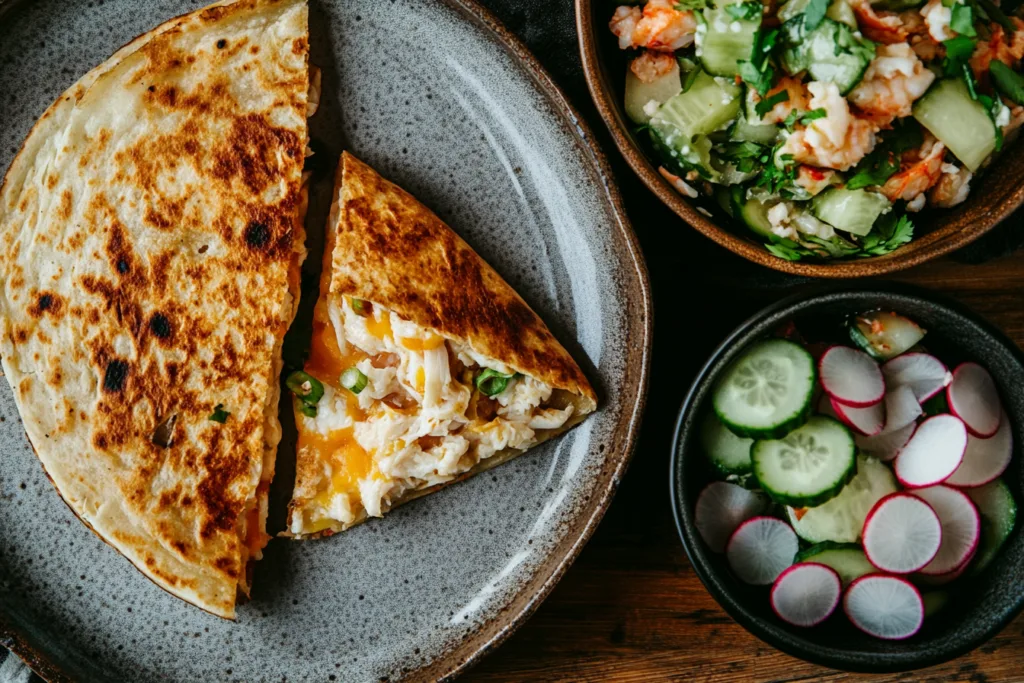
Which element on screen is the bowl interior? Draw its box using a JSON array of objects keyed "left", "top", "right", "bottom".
[
  {"left": 671, "top": 285, "right": 1024, "bottom": 672},
  {"left": 578, "top": 0, "right": 1024, "bottom": 277}
]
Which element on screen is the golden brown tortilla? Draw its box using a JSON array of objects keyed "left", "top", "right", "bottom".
[
  {"left": 0, "top": 0, "right": 310, "bottom": 618},
  {"left": 285, "top": 153, "right": 596, "bottom": 538}
]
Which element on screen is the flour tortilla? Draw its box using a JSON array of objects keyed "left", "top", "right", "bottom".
[
  {"left": 287, "top": 153, "right": 596, "bottom": 535},
  {"left": 0, "top": 0, "right": 310, "bottom": 618}
]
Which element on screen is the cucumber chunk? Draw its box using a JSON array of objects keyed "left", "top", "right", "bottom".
[
  {"left": 625, "top": 60, "right": 683, "bottom": 125},
  {"left": 701, "top": 413, "right": 755, "bottom": 475},
  {"left": 967, "top": 478, "right": 1017, "bottom": 574},
  {"left": 810, "top": 188, "right": 891, "bottom": 237},
  {"left": 740, "top": 196, "right": 777, "bottom": 241},
  {"left": 786, "top": 455, "right": 898, "bottom": 543},
  {"left": 779, "top": 0, "right": 857, "bottom": 26},
  {"left": 752, "top": 415, "right": 856, "bottom": 507},
  {"left": 913, "top": 77, "right": 996, "bottom": 172},
  {"left": 713, "top": 338, "right": 816, "bottom": 439},
  {"left": 794, "top": 542, "right": 876, "bottom": 586},
  {"left": 700, "top": 7, "right": 760, "bottom": 77},
  {"left": 848, "top": 310, "right": 927, "bottom": 360},
  {"left": 781, "top": 18, "right": 874, "bottom": 94},
  {"left": 730, "top": 108, "right": 780, "bottom": 144}
]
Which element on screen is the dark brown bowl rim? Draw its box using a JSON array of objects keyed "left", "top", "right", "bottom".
[
  {"left": 575, "top": 0, "right": 1016, "bottom": 278},
  {"left": 0, "top": 0, "right": 654, "bottom": 681}
]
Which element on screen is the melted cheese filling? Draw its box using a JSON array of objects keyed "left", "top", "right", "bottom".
[{"left": 290, "top": 297, "right": 573, "bottom": 535}]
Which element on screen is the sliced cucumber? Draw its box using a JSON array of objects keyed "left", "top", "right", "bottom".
[
  {"left": 752, "top": 415, "right": 856, "bottom": 507},
  {"left": 625, "top": 60, "right": 683, "bottom": 125},
  {"left": 786, "top": 455, "right": 898, "bottom": 543},
  {"left": 730, "top": 106, "right": 780, "bottom": 144},
  {"left": 701, "top": 412, "right": 755, "bottom": 475},
  {"left": 740, "top": 196, "right": 777, "bottom": 241},
  {"left": 713, "top": 338, "right": 816, "bottom": 439},
  {"left": 810, "top": 188, "right": 891, "bottom": 237},
  {"left": 913, "top": 78, "right": 997, "bottom": 172},
  {"left": 700, "top": 7, "right": 760, "bottom": 77},
  {"left": 778, "top": 0, "right": 857, "bottom": 26},
  {"left": 714, "top": 186, "right": 736, "bottom": 217},
  {"left": 848, "top": 311, "right": 927, "bottom": 361},
  {"left": 967, "top": 478, "right": 1017, "bottom": 574},
  {"left": 781, "top": 19, "right": 874, "bottom": 94},
  {"left": 794, "top": 542, "right": 875, "bottom": 586}
]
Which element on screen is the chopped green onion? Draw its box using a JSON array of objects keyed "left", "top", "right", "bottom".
[
  {"left": 351, "top": 298, "right": 370, "bottom": 315},
  {"left": 286, "top": 370, "right": 324, "bottom": 406},
  {"left": 209, "top": 404, "right": 230, "bottom": 423},
  {"left": 341, "top": 367, "right": 368, "bottom": 395},
  {"left": 299, "top": 403, "right": 318, "bottom": 418},
  {"left": 475, "top": 368, "right": 516, "bottom": 397}
]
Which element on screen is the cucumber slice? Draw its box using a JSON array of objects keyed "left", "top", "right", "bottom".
[
  {"left": 701, "top": 412, "right": 755, "bottom": 475},
  {"left": 913, "top": 78, "right": 997, "bottom": 172},
  {"left": 778, "top": 0, "right": 856, "bottom": 25},
  {"left": 781, "top": 19, "right": 874, "bottom": 94},
  {"left": 848, "top": 311, "right": 927, "bottom": 361},
  {"left": 713, "top": 338, "right": 816, "bottom": 439},
  {"left": 651, "top": 71, "right": 741, "bottom": 140},
  {"left": 752, "top": 415, "right": 856, "bottom": 507},
  {"left": 714, "top": 186, "right": 736, "bottom": 217},
  {"left": 740, "top": 196, "right": 777, "bottom": 241},
  {"left": 625, "top": 60, "right": 683, "bottom": 125},
  {"left": 730, "top": 106, "right": 780, "bottom": 144},
  {"left": 700, "top": 7, "right": 760, "bottom": 77},
  {"left": 794, "top": 542, "right": 876, "bottom": 586},
  {"left": 786, "top": 455, "right": 898, "bottom": 543},
  {"left": 967, "top": 479, "right": 1018, "bottom": 574},
  {"left": 810, "top": 188, "right": 891, "bottom": 237}
]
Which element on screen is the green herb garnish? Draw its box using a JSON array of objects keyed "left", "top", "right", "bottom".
[
  {"left": 726, "top": 1, "right": 763, "bottom": 20},
  {"left": 675, "top": 0, "right": 709, "bottom": 9},
  {"left": 209, "top": 404, "right": 230, "bottom": 423},
  {"left": 782, "top": 107, "right": 827, "bottom": 130},
  {"left": 950, "top": 4, "right": 978, "bottom": 36},
  {"left": 739, "top": 28, "right": 780, "bottom": 96},
  {"left": 475, "top": 368, "right": 516, "bottom": 397},
  {"left": 846, "top": 120, "right": 923, "bottom": 190},
  {"left": 755, "top": 90, "right": 789, "bottom": 119}
]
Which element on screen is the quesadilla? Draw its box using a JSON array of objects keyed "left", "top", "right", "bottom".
[
  {"left": 0, "top": 0, "right": 314, "bottom": 618},
  {"left": 285, "top": 153, "right": 598, "bottom": 538}
]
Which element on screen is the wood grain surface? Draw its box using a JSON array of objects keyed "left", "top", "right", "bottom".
[{"left": 464, "top": 257, "right": 1024, "bottom": 682}]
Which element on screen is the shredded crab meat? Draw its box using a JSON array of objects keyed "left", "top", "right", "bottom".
[
  {"left": 849, "top": 43, "right": 935, "bottom": 123},
  {"left": 781, "top": 81, "right": 878, "bottom": 172},
  {"left": 610, "top": 0, "right": 697, "bottom": 51}
]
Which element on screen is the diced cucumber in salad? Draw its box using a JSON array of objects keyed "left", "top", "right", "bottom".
[
  {"left": 610, "top": 0, "right": 1024, "bottom": 261},
  {"left": 692, "top": 309, "right": 1017, "bottom": 637}
]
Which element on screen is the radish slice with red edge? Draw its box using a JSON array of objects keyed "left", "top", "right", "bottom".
[
  {"left": 881, "top": 384, "right": 922, "bottom": 434},
  {"left": 819, "top": 346, "right": 886, "bottom": 408},
  {"left": 862, "top": 493, "right": 942, "bottom": 573},
  {"left": 894, "top": 414, "right": 967, "bottom": 488},
  {"left": 912, "top": 486, "right": 981, "bottom": 576},
  {"left": 855, "top": 421, "right": 916, "bottom": 463},
  {"left": 831, "top": 396, "right": 885, "bottom": 436},
  {"left": 770, "top": 563, "right": 842, "bottom": 627},
  {"left": 882, "top": 353, "right": 952, "bottom": 403},
  {"left": 945, "top": 410, "right": 1013, "bottom": 488},
  {"left": 843, "top": 575, "right": 924, "bottom": 640},
  {"left": 726, "top": 516, "right": 798, "bottom": 585},
  {"left": 947, "top": 362, "right": 1002, "bottom": 438},
  {"left": 917, "top": 546, "right": 976, "bottom": 586},
  {"left": 695, "top": 482, "right": 768, "bottom": 553}
]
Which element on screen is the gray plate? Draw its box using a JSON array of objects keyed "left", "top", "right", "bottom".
[{"left": 0, "top": 1, "right": 652, "bottom": 681}]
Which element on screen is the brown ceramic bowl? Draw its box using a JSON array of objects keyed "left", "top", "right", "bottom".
[{"left": 576, "top": 0, "right": 1024, "bottom": 278}]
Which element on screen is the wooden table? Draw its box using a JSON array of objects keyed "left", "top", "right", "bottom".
[{"left": 467, "top": 4, "right": 1024, "bottom": 677}]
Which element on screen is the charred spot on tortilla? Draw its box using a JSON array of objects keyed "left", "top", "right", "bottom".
[
  {"left": 245, "top": 220, "right": 271, "bottom": 249},
  {"left": 152, "top": 414, "right": 178, "bottom": 449},
  {"left": 148, "top": 312, "right": 173, "bottom": 341},
  {"left": 103, "top": 359, "right": 129, "bottom": 393},
  {"left": 217, "top": 39, "right": 227, "bottom": 49},
  {"left": 28, "top": 291, "right": 63, "bottom": 318}
]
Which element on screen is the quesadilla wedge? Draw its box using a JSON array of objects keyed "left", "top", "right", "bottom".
[
  {"left": 0, "top": 0, "right": 314, "bottom": 618},
  {"left": 285, "top": 153, "right": 598, "bottom": 538}
]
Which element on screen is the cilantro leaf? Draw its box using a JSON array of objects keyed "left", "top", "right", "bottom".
[
  {"left": 674, "top": 0, "right": 709, "bottom": 9},
  {"left": 765, "top": 241, "right": 806, "bottom": 260},
  {"left": 755, "top": 90, "right": 789, "bottom": 119},
  {"left": 782, "top": 107, "right": 827, "bottom": 130},
  {"left": 943, "top": 35, "right": 978, "bottom": 78},
  {"left": 846, "top": 120, "right": 923, "bottom": 190},
  {"left": 739, "top": 28, "right": 780, "bottom": 96},
  {"left": 755, "top": 144, "right": 798, "bottom": 194},
  {"left": 803, "top": 0, "right": 831, "bottom": 33},
  {"left": 856, "top": 214, "right": 914, "bottom": 256},
  {"left": 726, "top": 1, "right": 763, "bottom": 20},
  {"left": 950, "top": 4, "right": 977, "bottom": 36},
  {"left": 719, "top": 141, "right": 766, "bottom": 160}
]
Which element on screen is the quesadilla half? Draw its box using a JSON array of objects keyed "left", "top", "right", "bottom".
[
  {"left": 285, "top": 153, "right": 598, "bottom": 538},
  {"left": 0, "top": 0, "right": 314, "bottom": 618}
]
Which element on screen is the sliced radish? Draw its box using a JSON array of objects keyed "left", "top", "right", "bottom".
[
  {"left": 917, "top": 548, "right": 975, "bottom": 586},
  {"left": 726, "top": 516, "right": 798, "bottom": 585},
  {"left": 855, "top": 421, "right": 916, "bottom": 463},
  {"left": 819, "top": 346, "right": 886, "bottom": 408},
  {"left": 894, "top": 414, "right": 967, "bottom": 488},
  {"left": 946, "top": 410, "right": 1013, "bottom": 488},
  {"left": 881, "top": 384, "right": 922, "bottom": 434},
  {"left": 947, "top": 362, "right": 1002, "bottom": 438},
  {"left": 770, "top": 563, "right": 842, "bottom": 627},
  {"left": 862, "top": 493, "right": 942, "bottom": 573},
  {"left": 844, "top": 575, "right": 924, "bottom": 640},
  {"left": 695, "top": 482, "right": 768, "bottom": 553},
  {"left": 912, "top": 486, "right": 981, "bottom": 576},
  {"left": 882, "top": 353, "right": 952, "bottom": 403},
  {"left": 831, "top": 396, "right": 885, "bottom": 436}
]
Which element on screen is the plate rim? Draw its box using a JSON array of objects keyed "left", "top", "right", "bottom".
[{"left": 0, "top": 0, "right": 654, "bottom": 680}]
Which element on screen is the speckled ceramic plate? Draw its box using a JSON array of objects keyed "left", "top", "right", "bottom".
[{"left": 0, "top": 1, "right": 652, "bottom": 681}]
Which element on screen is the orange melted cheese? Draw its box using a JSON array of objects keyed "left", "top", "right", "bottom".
[
  {"left": 301, "top": 301, "right": 367, "bottom": 420},
  {"left": 302, "top": 426, "right": 375, "bottom": 505},
  {"left": 400, "top": 335, "right": 444, "bottom": 351},
  {"left": 365, "top": 312, "right": 393, "bottom": 339}
]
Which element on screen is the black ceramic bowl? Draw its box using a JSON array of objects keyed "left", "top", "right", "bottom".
[{"left": 671, "top": 283, "right": 1024, "bottom": 672}]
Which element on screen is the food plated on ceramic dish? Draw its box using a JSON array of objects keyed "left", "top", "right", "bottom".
[
  {"left": 284, "top": 153, "right": 597, "bottom": 537},
  {"left": 0, "top": 0, "right": 314, "bottom": 619},
  {"left": 607, "top": 0, "right": 1024, "bottom": 262}
]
